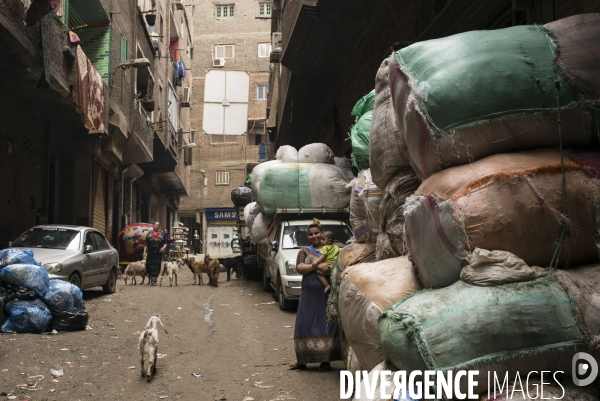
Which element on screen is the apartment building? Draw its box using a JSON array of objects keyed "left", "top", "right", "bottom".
[
  {"left": 178, "top": 0, "right": 272, "bottom": 254},
  {"left": 0, "top": 0, "right": 193, "bottom": 247}
]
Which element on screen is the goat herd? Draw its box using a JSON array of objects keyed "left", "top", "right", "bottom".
[
  {"left": 122, "top": 254, "right": 243, "bottom": 288},
  {"left": 125, "top": 255, "right": 244, "bottom": 381}
]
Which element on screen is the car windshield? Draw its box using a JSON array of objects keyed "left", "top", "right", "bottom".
[
  {"left": 282, "top": 224, "right": 352, "bottom": 249},
  {"left": 13, "top": 228, "right": 80, "bottom": 250}
]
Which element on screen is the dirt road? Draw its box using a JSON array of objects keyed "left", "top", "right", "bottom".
[{"left": 0, "top": 269, "right": 344, "bottom": 400}]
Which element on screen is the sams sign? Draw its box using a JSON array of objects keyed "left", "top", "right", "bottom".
[{"left": 206, "top": 208, "right": 237, "bottom": 220}]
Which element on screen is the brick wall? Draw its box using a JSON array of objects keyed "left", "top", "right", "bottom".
[
  {"left": 179, "top": 0, "right": 270, "bottom": 215},
  {"left": 76, "top": 26, "right": 111, "bottom": 83}
]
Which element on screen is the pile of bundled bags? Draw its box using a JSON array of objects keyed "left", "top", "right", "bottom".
[
  {"left": 0, "top": 248, "right": 88, "bottom": 333},
  {"left": 244, "top": 143, "right": 354, "bottom": 244},
  {"left": 333, "top": 14, "right": 600, "bottom": 400}
]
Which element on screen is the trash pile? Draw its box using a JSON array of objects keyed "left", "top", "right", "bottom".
[
  {"left": 0, "top": 248, "right": 88, "bottom": 333},
  {"left": 330, "top": 14, "right": 600, "bottom": 399}
]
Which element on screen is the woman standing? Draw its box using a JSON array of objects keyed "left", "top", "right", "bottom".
[
  {"left": 289, "top": 218, "right": 342, "bottom": 371},
  {"left": 193, "top": 229, "right": 201, "bottom": 255},
  {"left": 143, "top": 221, "right": 167, "bottom": 286}
]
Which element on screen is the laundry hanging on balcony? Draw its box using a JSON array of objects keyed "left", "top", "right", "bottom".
[
  {"left": 175, "top": 59, "right": 186, "bottom": 87},
  {"left": 25, "top": 0, "right": 59, "bottom": 27},
  {"left": 73, "top": 46, "right": 105, "bottom": 134}
]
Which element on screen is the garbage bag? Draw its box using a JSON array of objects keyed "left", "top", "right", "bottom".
[
  {"left": 47, "top": 280, "right": 84, "bottom": 310},
  {"left": 275, "top": 145, "right": 298, "bottom": 163},
  {"left": 334, "top": 156, "right": 354, "bottom": 179},
  {"left": 404, "top": 148, "right": 600, "bottom": 288},
  {"left": 230, "top": 186, "right": 253, "bottom": 206},
  {"left": 390, "top": 23, "right": 592, "bottom": 179},
  {"left": 50, "top": 308, "right": 89, "bottom": 332},
  {"left": 0, "top": 264, "right": 50, "bottom": 297},
  {"left": 243, "top": 202, "right": 261, "bottom": 229},
  {"left": 297, "top": 143, "right": 334, "bottom": 164},
  {"left": 2, "top": 298, "right": 52, "bottom": 333},
  {"left": 0, "top": 248, "right": 40, "bottom": 269},
  {"left": 43, "top": 281, "right": 75, "bottom": 313},
  {"left": 0, "top": 281, "right": 37, "bottom": 303},
  {"left": 349, "top": 91, "right": 375, "bottom": 170},
  {"left": 349, "top": 169, "right": 382, "bottom": 244}
]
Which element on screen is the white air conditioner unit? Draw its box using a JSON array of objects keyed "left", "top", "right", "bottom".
[
  {"left": 181, "top": 87, "right": 191, "bottom": 107},
  {"left": 213, "top": 58, "right": 225, "bottom": 67},
  {"left": 272, "top": 32, "right": 283, "bottom": 52}
]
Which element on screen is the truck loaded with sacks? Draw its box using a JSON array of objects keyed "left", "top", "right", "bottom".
[
  {"left": 329, "top": 14, "right": 600, "bottom": 399},
  {"left": 244, "top": 143, "right": 354, "bottom": 310}
]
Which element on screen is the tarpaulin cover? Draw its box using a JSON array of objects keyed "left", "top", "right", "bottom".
[
  {"left": 231, "top": 187, "right": 253, "bottom": 206},
  {"left": 0, "top": 264, "right": 50, "bottom": 297},
  {"left": 546, "top": 14, "right": 600, "bottom": 101},
  {"left": 297, "top": 143, "right": 335, "bottom": 164},
  {"left": 390, "top": 23, "right": 593, "bottom": 179},
  {"left": 0, "top": 248, "right": 40, "bottom": 269},
  {"left": 339, "top": 257, "right": 421, "bottom": 371},
  {"left": 250, "top": 213, "right": 273, "bottom": 245},
  {"left": 350, "top": 91, "right": 375, "bottom": 170},
  {"left": 379, "top": 276, "right": 590, "bottom": 395},
  {"left": 349, "top": 169, "right": 382, "bottom": 243},
  {"left": 2, "top": 298, "right": 52, "bottom": 333},
  {"left": 334, "top": 156, "right": 354, "bottom": 180},
  {"left": 404, "top": 148, "right": 600, "bottom": 288},
  {"left": 250, "top": 160, "right": 282, "bottom": 200},
  {"left": 376, "top": 167, "right": 420, "bottom": 261},
  {"left": 369, "top": 56, "right": 410, "bottom": 189},
  {"left": 243, "top": 202, "right": 261, "bottom": 229},
  {"left": 253, "top": 163, "right": 351, "bottom": 214},
  {"left": 339, "top": 242, "right": 376, "bottom": 269}
]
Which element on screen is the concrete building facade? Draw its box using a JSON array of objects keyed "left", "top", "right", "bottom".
[
  {"left": 0, "top": 0, "right": 193, "bottom": 250},
  {"left": 178, "top": 0, "right": 272, "bottom": 254}
]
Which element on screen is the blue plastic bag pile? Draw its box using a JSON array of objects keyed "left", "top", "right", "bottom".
[{"left": 0, "top": 248, "right": 88, "bottom": 333}]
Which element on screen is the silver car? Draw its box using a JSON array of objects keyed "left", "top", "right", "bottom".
[{"left": 10, "top": 225, "right": 119, "bottom": 293}]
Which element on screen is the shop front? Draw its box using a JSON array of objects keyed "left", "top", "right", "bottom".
[{"left": 205, "top": 208, "right": 237, "bottom": 256}]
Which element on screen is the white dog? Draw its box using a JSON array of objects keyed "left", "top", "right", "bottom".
[{"left": 139, "top": 315, "right": 168, "bottom": 382}]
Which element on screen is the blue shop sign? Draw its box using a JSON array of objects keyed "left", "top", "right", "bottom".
[{"left": 206, "top": 208, "right": 237, "bottom": 220}]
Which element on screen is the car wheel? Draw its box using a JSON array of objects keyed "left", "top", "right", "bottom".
[
  {"left": 262, "top": 267, "right": 273, "bottom": 292},
  {"left": 277, "top": 274, "right": 295, "bottom": 311},
  {"left": 69, "top": 272, "right": 82, "bottom": 289},
  {"left": 103, "top": 268, "right": 117, "bottom": 294}
]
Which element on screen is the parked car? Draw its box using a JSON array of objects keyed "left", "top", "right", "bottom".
[{"left": 10, "top": 225, "right": 119, "bottom": 293}]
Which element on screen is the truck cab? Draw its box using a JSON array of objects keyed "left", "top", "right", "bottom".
[{"left": 258, "top": 218, "right": 352, "bottom": 310}]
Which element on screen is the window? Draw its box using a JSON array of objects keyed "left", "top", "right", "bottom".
[
  {"left": 120, "top": 36, "right": 128, "bottom": 63},
  {"left": 258, "top": 43, "right": 272, "bottom": 58},
  {"left": 259, "top": 2, "right": 271, "bottom": 15},
  {"left": 214, "top": 45, "right": 234, "bottom": 59},
  {"left": 210, "top": 135, "right": 237, "bottom": 144},
  {"left": 257, "top": 84, "right": 268, "bottom": 101},
  {"left": 216, "top": 171, "right": 230, "bottom": 186},
  {"left": 215, "top": 4, "right": 235, "bottom": 19}
]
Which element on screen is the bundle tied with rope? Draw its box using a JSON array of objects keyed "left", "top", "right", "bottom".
[{"left": 389, "top": 16, "right": 600, "bottom": 180}]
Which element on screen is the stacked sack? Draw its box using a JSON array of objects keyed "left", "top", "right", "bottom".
[
  {"left": 370, "top": 14, "right": 600, "bottom": 395},
  {"left": 0, "top": 248, "right": 88, "bottom": 333},
  {"left": 251, "top": 143, "right": 351, "bottom": 215}
]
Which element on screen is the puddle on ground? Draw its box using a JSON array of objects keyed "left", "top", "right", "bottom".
[{"left": 203, "top": 294, "right": 216, "bottom": 326}]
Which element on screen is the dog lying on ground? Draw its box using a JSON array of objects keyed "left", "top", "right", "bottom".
[
  {"left": 204, "top": 254, "right": 221, "bottom": 287},
  {"left": 123, "top": 261, "right": 148, "bottom": 285},
  {"left": 139, "top": 315, "right": 168, "bottom": 382},
  {"left": 185, "top": 257, "right": 210, "bottom": 285},
  {"left": 218, "top": 256, "right": 243, "bottom": 281},
  {"left": 159, "top": 260, "right": 180, "bottom": 287}
]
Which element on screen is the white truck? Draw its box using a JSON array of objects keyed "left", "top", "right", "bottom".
[{"left": 257, "top": 209, "right": 352, "bottom": 311}]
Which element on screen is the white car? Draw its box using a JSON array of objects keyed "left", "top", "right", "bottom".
[
  {"left": 258, "top": 219, "right": 352, "bottom": 311},
  {"left": 10, "top": 225, "right": 119, "bottom": 293}
]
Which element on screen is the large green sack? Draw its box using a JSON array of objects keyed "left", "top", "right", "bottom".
[
  {"left": 379, "top": 276, "right": 595, "bottom": 395},
  {"left": 390, "top": 23, "right": 593, "bottom": 179},
  {"left": 349, "top": 90, "right": 375, "bottom": 170},
  {"left": 253, "top": 162, "right": 351, "bottom": 214}
]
